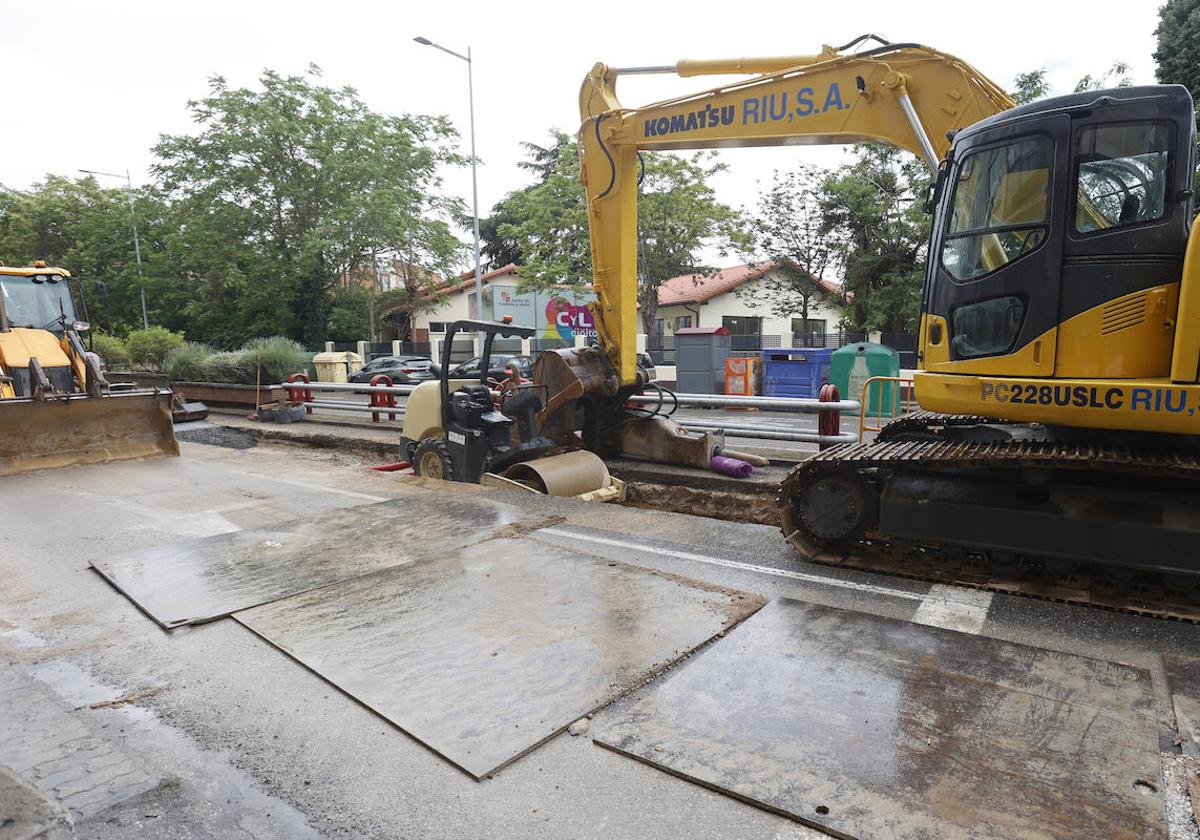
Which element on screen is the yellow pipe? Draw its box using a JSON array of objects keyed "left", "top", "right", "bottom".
[{"left": 676, "top": 51, "right": 834, "bottom": 77}]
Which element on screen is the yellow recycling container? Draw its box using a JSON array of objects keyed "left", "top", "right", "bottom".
[{"left": 312, "top": 351, "right": 363, "bottom": 383}]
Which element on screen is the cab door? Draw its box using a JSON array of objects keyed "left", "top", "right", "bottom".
[
  {"left": 921, "top": 115, "right": 1070, "bottom": 376},
  {"left": 1055, "top": 94, "right": 1192, "bottom": 379}
]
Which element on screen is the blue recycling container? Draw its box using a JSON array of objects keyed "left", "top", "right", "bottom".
[{"left": 762, "top": 347, "right": 835, "bottom": 398}]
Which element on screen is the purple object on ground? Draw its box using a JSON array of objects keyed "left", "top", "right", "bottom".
[{"left": 710, "top": 455, "right": 753, "bottom": 478}]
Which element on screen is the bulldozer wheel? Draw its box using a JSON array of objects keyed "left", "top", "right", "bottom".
[{"left": 413, "top": 438, "right": 454, "bottom": 480}]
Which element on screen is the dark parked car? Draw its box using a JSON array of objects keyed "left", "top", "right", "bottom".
[
  {"left": 446, "top": 354, "right": 533, "bottom": 382},
  {"left": 348, "top": 355, "right": 436, "bottom": 385},
  {"left": 638, "top": 351, "right": 658, "bottom": 382}
]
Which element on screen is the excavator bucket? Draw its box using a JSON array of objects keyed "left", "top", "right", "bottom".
[{"left": 0, "top": 389, "right": 179, "bottom": 478}]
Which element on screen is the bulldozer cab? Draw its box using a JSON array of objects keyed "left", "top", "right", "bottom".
[
  {"left": 920, "top": 85, "right": 1196, "bottom": 381},
  {"left": 0, "top": 269, "right": 86, "bottom": 336}
]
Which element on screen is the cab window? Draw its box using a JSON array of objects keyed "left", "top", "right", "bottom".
[
  {"left": 941, "top": 136, "right": 1053, "bottom": 282},
  {"left": 1074, "top": 123, "right": 1170, "bottom": 233}
]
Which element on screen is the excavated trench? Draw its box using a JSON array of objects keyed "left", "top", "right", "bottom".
[{"left": 619, "top": 480, "right": 781, "bottom": 528}]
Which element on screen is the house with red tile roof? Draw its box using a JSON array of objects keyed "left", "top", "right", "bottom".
[{"left": 655, "top": 261, "right": 846, "bottom": 344}]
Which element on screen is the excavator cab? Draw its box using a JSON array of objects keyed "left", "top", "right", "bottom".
[{"left": 919, "top": 85, "right": 1196, "bottom": 389}]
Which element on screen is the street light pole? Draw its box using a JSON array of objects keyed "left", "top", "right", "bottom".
[
  {"left": 80, "top": 167, "right": 149, "bottom": 329},
  {"left": 413, "top": 36, "right": 484, "bottom": 324}
]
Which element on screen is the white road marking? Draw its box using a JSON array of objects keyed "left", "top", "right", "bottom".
[
  {"left": 911, "top": 584, "right": 993, "bottom": 634},
  {"left": 538, "top": 528, "right": 994, "bottom": 632},
  {"left": 540, "top": 527, "right": 925, "bottom": 601},
  {"left": 224, "top": 469, "right": 389, "bottom": 502}
]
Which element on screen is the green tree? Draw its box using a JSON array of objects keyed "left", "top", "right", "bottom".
[
  {"left": 492, "top": 132, "right": 592, "bottom": 289},
  {"left": 1011, "top": 62, "right": 1133, "bottom": 106},
  {"left": 1011, "top": 69, "right": 1049, "bottom": 105},
  {"left": 1074, "top": 62, "right": 1133, "bottom": 92},
  {"left": 736, "top": 164, "right": 844, "bottom": 329},
  {"left": 476, "top": 135, "right": 576, "bottom": 270},
  {"left": 494, "top": 132, "right": 745, "bottom": 333},
  {"left": 327, "top": 285, "right": 370, "bottom": 342},
  {"left": 817, "top": 145, "right": 931, "bottom": 333},
  {"left": 0, "top": 175, "right": 170, "bottom": 333},
  {"left": 1156, "top": 0, "right": 1200, "bottom": 99},
  {"left": 153, "top": 66, "right": 466, "bottom": 347},
  {"left": 635, "top": 152, "right": 746, "bottom": 333}
]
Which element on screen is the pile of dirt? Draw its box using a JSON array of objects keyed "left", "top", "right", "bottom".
[{"left": 622, "top": 481, "right": 779, "bottom": 527}]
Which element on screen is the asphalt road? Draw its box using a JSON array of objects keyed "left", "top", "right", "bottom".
[{"left": 2, "top": 435, "right": 1198, "bottom": 839}]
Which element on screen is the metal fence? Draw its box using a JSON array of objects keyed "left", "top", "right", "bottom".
[
  {"left": 645, "top": 334, "right": 675, "bottom": 364},
  {"left": 280, "top": 377, "right": 861, "bottom": 446},
  {"left": 647, "top": 331, "right": 914, "bottom": 367}
]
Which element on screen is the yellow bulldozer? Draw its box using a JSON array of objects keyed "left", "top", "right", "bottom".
[{"left": 0, "top": 262, "right": 178, "bottom": 477}]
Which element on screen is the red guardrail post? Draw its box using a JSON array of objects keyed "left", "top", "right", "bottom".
[
  {"left": 818, "top": 383, "right": 841, "bottom": 450},
  {"left": 286, "top": 372, "right": 313, "bottom": 415},
  {"left": 369, "top": 374, "right": 396, "bottom": 422}
]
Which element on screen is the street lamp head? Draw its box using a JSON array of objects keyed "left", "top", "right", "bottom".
[{"left": 413, "top": 36, "right": 432, "bottom": 45}]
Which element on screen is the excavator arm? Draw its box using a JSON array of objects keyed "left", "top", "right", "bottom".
[{"left": 578, "top": 35, "right": 1013, "bottom": 385}]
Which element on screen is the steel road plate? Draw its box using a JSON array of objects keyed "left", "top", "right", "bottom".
[
  {"left": 235, "top": 538, "right": 764, "bottom": 779},
  {"left": 596, "top": 598, "right": 1165, "bottom": 840},
  {"left": 92, "top": 497, "right": 520, "bottom": 628}
]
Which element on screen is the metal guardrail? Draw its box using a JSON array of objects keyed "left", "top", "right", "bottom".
[
  {"left": 626, "top": 392, "right": 861, "bottom": 412},
  {"left": 677, "top": 420, "right": 857, "bottom": 445},
  {"left": 283, "top": 379, "right": 418, "bottom": 397},
  {"left": 281, "top": 375, "right": 860, "bottom": 445},
  {"left": 283, "top": 374, "right": 413, "bottom": 423}
]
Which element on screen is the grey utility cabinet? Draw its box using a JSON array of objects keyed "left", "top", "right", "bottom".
[{"left": 674, "top": 327, "right": 731, "bottom": 394}]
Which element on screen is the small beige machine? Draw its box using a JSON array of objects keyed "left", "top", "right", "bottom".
[{"left": 401, "top": 320, "right": 622, "bottom": 502}]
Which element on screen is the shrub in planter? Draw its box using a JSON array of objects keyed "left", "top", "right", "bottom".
[
  {"left": 165, "top": 342, "right": 215, "bottom": 382},
  {"left": 241, "top": 336, "right": 311, "bottom": 384},
  {"left": 198, "top": 351, "right": 254, "bottom": 384},
  {"left": 125, "top": 326, "right": 185, "bottom": 371},
  {"left": 90, "top": 332, "right": 130, "bottom": 370}
]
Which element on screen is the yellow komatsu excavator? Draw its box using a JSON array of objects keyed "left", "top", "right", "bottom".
[
  {"left": 0, "top": 262, "right": 178, "bottom": 477},
  {"left": 529, "top": 34, "right": 1200, "bottom": 592}
]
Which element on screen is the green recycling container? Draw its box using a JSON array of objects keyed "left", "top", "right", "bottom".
[{"left": 830, "top": 342, "right": 901, "bottom": 416}]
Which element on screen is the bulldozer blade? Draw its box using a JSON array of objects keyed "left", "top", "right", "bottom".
[{"left": 0, "top": 389, "right": 179, "bottom": 478}]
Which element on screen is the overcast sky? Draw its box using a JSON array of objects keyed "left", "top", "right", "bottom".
[{"left": 7, "top": 0, "right": 1164, "bottom": 269}]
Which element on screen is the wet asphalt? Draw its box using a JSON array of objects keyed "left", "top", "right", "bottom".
[{"left": 1, "top": 434, "right": 1197, "bottom": 839}]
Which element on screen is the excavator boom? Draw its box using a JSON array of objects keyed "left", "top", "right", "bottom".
[{"left": 578, "top": 37, "right": 1013, "bottom": 385}]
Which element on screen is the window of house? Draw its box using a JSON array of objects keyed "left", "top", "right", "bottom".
[
  {"left": 428, "top": 322, "right": 446, "bottom": 334},
  {"left": 790, "top": 317, "right": 827, "bottom": 336},
  {"left": 1074, "top": 123, "right": 1170, "bottom": 234},
  {"left": 721, "top": 316, "right": 762, "bottom": 335},
  {"left": 941, "top": 136, "right": 1053, "bottom": 282},
  {"left": 653, "top": 318, "right": 665, "bottom": 336},
  {"left": 675, "top": 315, "right": 692, "bottom": 330}
]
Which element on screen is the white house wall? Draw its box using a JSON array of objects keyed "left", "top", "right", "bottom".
[
  {"left": 412, "top": 283, "right": 482, "bottom": 331},
  {"left": 656, "top": 273, "right": 844, "bottom": 336}
]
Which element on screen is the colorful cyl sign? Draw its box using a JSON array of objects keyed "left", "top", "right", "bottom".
[
  {"left": 544, "top": 296, "right": 595, "bottom": 341},
  {"left": 492, "top": 286, "right": 596, "bottom": 341}
]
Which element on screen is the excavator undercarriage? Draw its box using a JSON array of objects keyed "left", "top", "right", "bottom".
[{"left": 778, "top": 412, "right": 1200, "bottom": 620}]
